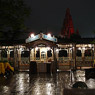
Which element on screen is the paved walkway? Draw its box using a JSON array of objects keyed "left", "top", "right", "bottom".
[
  {"left": 0, "top": 71, "right": 71, "bottom": 95},
  {"left": 0, "top": 71, "right": 95, "bottom": 95}
]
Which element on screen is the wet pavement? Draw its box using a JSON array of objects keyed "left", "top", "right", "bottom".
[{"left": 0, "top": 70, "right": 95, "bottom": 95}]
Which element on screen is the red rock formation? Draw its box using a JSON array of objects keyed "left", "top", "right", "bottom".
[{"left": 60, "top": 8, "right": 74, "bottom": 38}]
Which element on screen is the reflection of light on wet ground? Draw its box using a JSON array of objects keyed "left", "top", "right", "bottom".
[
  {"left": 12, "top": 73, "right": 30, "bottom": 94},
  {"left": 70, "top": 71, "right": 75, "bottom": 83},
  {"left": 70, "top": 70, "right": 95, "bottom": 89},
  {"left": 0, "top": 71, "right": 95, "bottom": 95},
  {"left": 75, "top": 70, "right": 85, "bottom": 82},
  {"left": 18, "top": 74, "right": 24, "bottom": 91},
  {"left": 3, "top": 86, "right": 10, "bottom": 93},
  {"left": 86, "top": 79, "right": 95, "bottom": 89},
  {"left": 29, "top": 76, "right": 56, "bottom": 95},
  {"left": 46, "top": 83, "right": 54, "bottom": 95}
]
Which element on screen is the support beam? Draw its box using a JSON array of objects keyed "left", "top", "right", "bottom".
[
  {"left": 73, "top": 44, "right": 77, "bottom": 69},
  {"left": 18, "top": 48, "right": 21, "bottom": 67},
  {"left": 52, "top": 47, "right": 57, "bottom": 73},
  {"left": 14, "top": 47, "right": 18, "bottom": 70}
]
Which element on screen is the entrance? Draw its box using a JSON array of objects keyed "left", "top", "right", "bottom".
[
  {"left": 30, "top": 47, "right": 53, "bottom": 62},
  {"left": 40, "top": 47, "right": 47, "bottom": 62}
]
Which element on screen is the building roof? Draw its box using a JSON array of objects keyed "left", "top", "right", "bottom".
[
  {"left": 0, "top": 39, "right": 25, "bottom": 46},
  {"left": 25, "top": 39, "right": 57, "bottom": 48},
  {"left": 0, "top": 36, "right": 95, "bottom": 46},
  {"left": 57, "top": 37, "right": 95, "bottom": 44}
]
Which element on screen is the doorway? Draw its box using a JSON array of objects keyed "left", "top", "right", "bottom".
[{"left": 40, "top": 48, "right": 47, "bottom": 62}]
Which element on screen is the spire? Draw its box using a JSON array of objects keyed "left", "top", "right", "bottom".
[{"left": 60, "top": 8, "right": 74, "bottom": 38}]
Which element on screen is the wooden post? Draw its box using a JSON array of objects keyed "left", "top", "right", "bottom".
[
  {"left": 17, "top": 48, "right": 21, "bottom": 69},
  {"left": 46, "top": 48, "right": 47, "bottom": 62},
  {"left": 7, "top": 48, "right": 10, "bottom": 60},
  {"left": 82, "top": 46, "right": 85, "bottom": 60},
  {"left": 52, "top": 47, "right": 57, "bottom": 73},
  {"left": 34, "top": 48, "right": 36, "bottom": 61},
  {"left": 40, "top": 48, "right": 41, "bottom": 62},
  {"left": 29, "top": 48, "right": 31, "bottom": 63},
  {"left": 0, "top": 48, "right": 2, "bottom": 60},
  {"left": 68, "top": 47, "right": 71, "bottom": 68},
  {"left": 52, "top": 48, "right": 54, "bottom": 61},
  {"left": 14, "top": 46, "right": 18, "bottom": 70},
  {"left": 73, "top": 44, "right": 77, "bottom": 69},
  {"left": 91, "top": 45, "right": 94, "bottom": 67},
  {"left": 93, "top": 44, "right": 95, "bottom": 67},
  {"left": 56, "top": 48, "right": 59, "bottom": 61},
  {"left": 29, "top": 48, "right": 31, "bottom": 62}
]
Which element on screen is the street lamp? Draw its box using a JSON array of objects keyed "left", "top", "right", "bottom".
[
  {"left": 30, "top": 33, "right": 35, "bottom": 38},
  {"left": 47, "top": 33, "right": 51, "bottom": 38}
]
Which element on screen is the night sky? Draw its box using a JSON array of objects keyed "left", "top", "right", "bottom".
[{"left": 25, "top": 0, "right": 95, "bottom": 37}]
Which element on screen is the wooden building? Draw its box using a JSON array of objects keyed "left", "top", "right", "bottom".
[{"left": 0, "top": 33, "right": 95, "bottom": 72}]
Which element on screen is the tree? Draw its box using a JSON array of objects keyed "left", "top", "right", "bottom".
[{"left": 0, "top": 0, "right": 31, "bottom": 40}]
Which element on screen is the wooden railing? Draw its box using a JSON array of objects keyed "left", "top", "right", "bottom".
[{"left": 58, "top": 57, "right": 94, "bottom": 70}]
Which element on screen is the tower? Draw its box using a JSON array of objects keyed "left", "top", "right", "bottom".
[{"left": 60, "top": 8, "right": 74, "bottom": 38}]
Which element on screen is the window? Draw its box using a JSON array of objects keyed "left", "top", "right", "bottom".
[
  {"left": 1, "top": 50, "right": 7, "bottom": 58},
  {"left": 21, "top": 51, "right": 30, "bottom": 57},
  {"left": 10, "top": 51, "right": 14, "bottom": 58},
  {"left": 76, "top": 50, "right": 81, "bottom": 57},
  {"left": 47, "top": 50, "right": 52, "bottom": 57},
  {"left": 85, "top": 49, "right": 91, "bottom": 56},
  {"left": 59, "top": 50, "right": 67, "bottom": 57},
  {"left": 41, "top": 51, "right": 46, "bottom": 59},
  {"left": 36, "top": 49, "right": 40, "bottom": 57}
]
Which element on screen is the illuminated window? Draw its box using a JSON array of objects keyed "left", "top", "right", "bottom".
[{"left": 41, "top": 51, "right": 46, "bottom": 59}]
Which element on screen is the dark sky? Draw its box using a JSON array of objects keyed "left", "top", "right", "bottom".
[{"left": 25, "top": 0, "right": 95, "bottom": 37}]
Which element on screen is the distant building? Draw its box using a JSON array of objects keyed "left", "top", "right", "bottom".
[{"left": 60, "top": 8, "right": 80, "bottom": 38}]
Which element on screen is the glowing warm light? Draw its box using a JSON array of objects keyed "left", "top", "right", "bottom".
[
  {"left": 35, "top": 47, "right": 38, "bottom": 50},
  {"left": 9, "top": 50, "right": 13, "bottom": 52},
  {"left": 75, "top": 70, "right": 85, "bottom": 82},
  {"left": 70, "top": 48, "right": 72, "bottom": 50},
  {"left": 88, "top": 44, "right": 91, "bottom": 48},
  {"left": 82, "top": 47, "right": 85, "bottom": 50},
  {"left": 20, "top": 48, "right": 24, "bottom": 51},
  {"left": 42, "top": 48, "right": 47, "bottom": 52},
  {"left": 47, "top": 33, "right": 51, "bottom": 37},
  {"left": 56, "top": 49, "right": 59, "bottom": 52},
  {"left": 78, "top": 47, "right": 81, "bottom": 50},
  {"left": 30, "top": 33, "right": 35, "bottom": 38},
  {"left": 47, "top": 47, "right": 50, "bottom": 50}
]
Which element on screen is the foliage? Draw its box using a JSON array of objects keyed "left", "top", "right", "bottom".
[
  {"left": 0, "top": 0, "right": 31, "bottom": 30},
  {"left": 0, "top": 0, "right": 31, "bottom": 40}
]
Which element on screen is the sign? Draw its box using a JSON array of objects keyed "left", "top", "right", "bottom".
[
  {"left": 38, "top": 44, "right": 46, "bottom": 47},
  {"left": 43, "top": 34, "right": 57, "bottom": 42},
  {"left": 25, "top": 33, "right": 57, "bottom": 43},
  {"left": 26, "top": 35, "right": 40, "bottom": 43}
]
